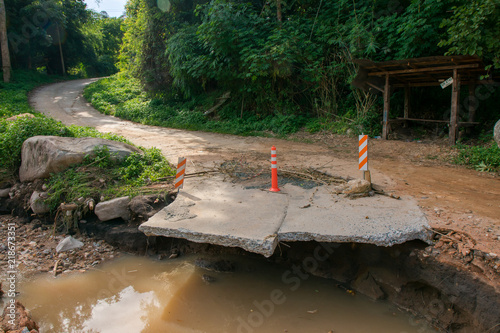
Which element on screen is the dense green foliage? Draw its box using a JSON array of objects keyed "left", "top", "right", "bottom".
[
  {"left": 112, "top": 0, "right": 499, "bottom": 136},
  {"left": 2, "top": 0, "right": 123, "bottom": 76},
  {"left": 439, "top": 0, "right": 500, "bottom": 71}
]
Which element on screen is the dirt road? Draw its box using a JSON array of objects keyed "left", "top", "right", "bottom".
[{"left": 30, "top": 79, "right": 500, "bottom": 254}]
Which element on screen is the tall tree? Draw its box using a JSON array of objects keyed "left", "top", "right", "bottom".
[{"left": 0, "top": 0, "right": 11, "bottom": 82}]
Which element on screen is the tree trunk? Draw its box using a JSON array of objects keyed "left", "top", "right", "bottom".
[
  {"left": 0, "top": 0, "right": 11, "bottom": 82},
  {"left": 277, "top": 0, "right": 282, "bottom": 25}
]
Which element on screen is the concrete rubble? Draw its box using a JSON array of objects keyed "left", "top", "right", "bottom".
[
  {"left": 56, "top": 236, "right": 84, "bottom": 253},
  {"left": 140, "top": 176, "right": 431, "bottom": 257}
]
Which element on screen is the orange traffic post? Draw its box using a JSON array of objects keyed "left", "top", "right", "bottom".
[
  {"left": 269, "top": 146, "right": 280, "bottom": 192},
  {"left": 175, "top": 157, "right": 186, "bottom": 191},
  {"left": 358, "top": 135, "right": 371, "bottom": 183}
]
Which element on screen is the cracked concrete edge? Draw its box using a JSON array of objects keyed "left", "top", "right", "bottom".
[
  {"left": 278, "top": 225, "right": 433, "bottom": 247},
  {"left": 139, "top": 224, "right": 279, "bottom": 257}
]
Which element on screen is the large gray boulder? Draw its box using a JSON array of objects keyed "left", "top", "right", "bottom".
[
  {"left": 95, "top": 196, "right": 131, "bottom": 221},
  {"left": 494, "top": 120, "right": 500, "bottom": 148},
  {"left": 19, "top": 136, "right": 141, "bottom": 182}
]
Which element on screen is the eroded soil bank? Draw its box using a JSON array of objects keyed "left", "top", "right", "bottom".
[{"left": 1, "top": 212, "right": 499, "bottom": 333}]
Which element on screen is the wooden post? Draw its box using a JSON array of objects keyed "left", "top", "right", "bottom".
[
  {"left": 382, "top": 74, "right": 390, "bottom": 139},
  {"left": 276, "top": 0, "right": 282, "bottom": 26},
  {"left": 449, "top": 69, "right": 460, "bottom": 145},
  {"left": 363, "top": 170, "right": 371, "bottom": 184},
  {"left": 468, "top": 82, "right": 476, "bottom": 122},
  {"left": 404, "top": 86, "right": 410, "bottom": 119},
  {"left": 0, "top": 0, "right": 11, "bottom": 83}
]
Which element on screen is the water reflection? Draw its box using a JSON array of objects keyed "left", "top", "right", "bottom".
[
  {"left": 82, "top": 286, "right": 159, "bottom": 333},
  {"left": 19, "top": 255, "right": 434, "bottom": 333}
]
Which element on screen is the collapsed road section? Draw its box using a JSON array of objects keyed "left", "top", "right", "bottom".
[{"left": 139, "top": 175, "right": 430, "bottom": 257}]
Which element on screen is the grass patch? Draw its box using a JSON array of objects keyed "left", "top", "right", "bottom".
[
  {"left": 0, "top": 70, "right": 66, "bottom": 118},
  {"left": 454, "top": 141, "right": 500, "bottom": 172},
  {"left": 45, "top": 145, "right": 175, "bottom": 212}
]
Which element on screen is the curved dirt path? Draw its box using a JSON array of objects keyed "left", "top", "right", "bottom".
[{"left": 30, "top": 79, "right": 500, "bottom": 253}]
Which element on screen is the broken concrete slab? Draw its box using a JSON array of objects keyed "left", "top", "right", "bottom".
[
  {"left": 278, "top": 183, "right": 430, "bottom": 246},
  {"left": 139, "top": 176, "right": 286, "bottom": 257},
  {"left": 140, "top": 176, "right": 430, "bottom": 257}
]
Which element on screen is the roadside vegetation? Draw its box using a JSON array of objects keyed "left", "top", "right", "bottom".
[
  {"left": 1, "top": 0, "right": 499, "bottom": 173},
  {"left": 0, "top": 70, "right": 175, "bottom": 213},
  {"left": 44, "top": 145, "right": 174, "bottom": 212},
  {"left": 84, "top": 0, "right": 499, "bottom": 172},
  {"left": 454, "top": 141, "right": 500, "bottom": 173}
]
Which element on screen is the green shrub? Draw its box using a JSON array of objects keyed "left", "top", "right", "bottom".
[
  {"left": 45, "top": 146, "right": 175, "bottom": 212},
  {"left": 121, "top": 147, "right": 174, "bottom": 185},
  {"left": 454, "top": 141, "right": 500, "bottom": 172}
]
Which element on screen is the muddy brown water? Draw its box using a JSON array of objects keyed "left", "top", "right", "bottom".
[{"left": 18, "top": 255, "right": 435, "bottom": 333}]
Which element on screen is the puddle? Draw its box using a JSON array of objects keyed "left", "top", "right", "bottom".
[{"left": 18, "top": 255, "right": 434, "bottom": 333}]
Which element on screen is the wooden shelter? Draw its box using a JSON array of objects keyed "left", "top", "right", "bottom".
[{"left": 353, "top": 55, "right": 497, "bottom": 144}]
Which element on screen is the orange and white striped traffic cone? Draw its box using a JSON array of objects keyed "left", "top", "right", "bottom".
[{"left": 269, "top": 146, "right": 280, "bottom": 192}]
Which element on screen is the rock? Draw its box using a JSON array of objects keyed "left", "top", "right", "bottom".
[
  {"left": 351, "top": 271, "right": 385, "bottom": 301},
  {"left": 494, "top": 119, "right": 500, "bottom": 148},
  {"left": 129, "top": 195, "right": 166, "bottom": 221},
  {"left": 5, "top": 113, "right": 35, "bottom": 122},
  {"left": 0, "top": 188, "right": 10, "bottom": 198},
  {"left": 343, "top": 179, "right": 371, "bottom": 194},
  {"left": 202, "top": 274, "right": 216, "bottom": 283},
  {"left": 194, "top": 258, "right": 236, "bottom": 273},
  {"left": 104, "top": 226, "right": 148, "bottom": 253},
  {"left": 19, "top": 136, "right": 142, "bottom": 182},
  {"left": 29, "top": 191, "right": 50, "bottom": 215},
  {"left": 0, "top": 301, "right": 39, "bottom": 332},
  {"left": 56, "top": 236, "right": 84, "bottom": 253},
  {"left": 129, "top": 195, "right": 156, "bottom": 218},
  {"left": 95, "top": 196, "right": 131, "bottom": 221}
]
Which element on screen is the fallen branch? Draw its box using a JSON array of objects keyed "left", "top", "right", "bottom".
[
  {"left": 53, "top": 259, "right": 61, "bottom": 277},
  {"left": 204, "top": 91, "right": 231, "bottom": 115},
  {"left": 373, "top": 189, "right": 400, "bottom": 200},
  {"left": 157, "top": 170, "right": 218, "bottom": 181}
]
